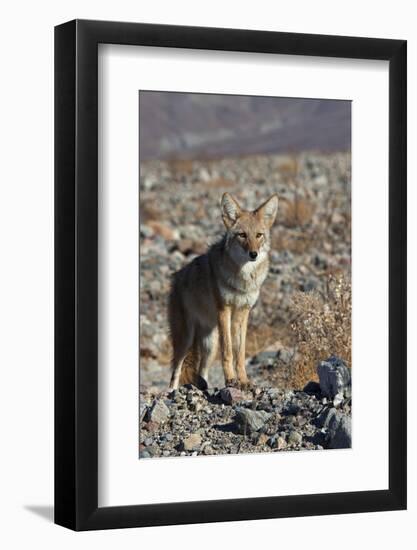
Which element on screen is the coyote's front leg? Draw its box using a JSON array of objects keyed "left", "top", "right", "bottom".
[
  {"left": 218, "top": 306, "right": 236, "bottom": 386},
  {"left": 232, "top": 307, "right": 250, "bottom": 387}
]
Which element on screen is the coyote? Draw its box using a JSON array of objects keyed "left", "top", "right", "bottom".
[{"left": 168, "top": 193, "right": 278, "bottom": 390}]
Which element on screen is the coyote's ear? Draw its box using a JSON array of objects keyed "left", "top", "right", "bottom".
[
  {"left": 221, "top": 193, "right": 242, "bottom": 229},
  {"left": 255, "top": 194, "right": 279, "bottom": 228}
]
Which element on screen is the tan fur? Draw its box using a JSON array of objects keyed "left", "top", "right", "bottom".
[
  {"left": 179, "top": 346, "right": 200, "bottom": 386},
  {"left": 233, "top": 307, "right": 250, "bottom": 385},
  {"left": 168, "top": 193, "right": 278, "bottom": 389}
]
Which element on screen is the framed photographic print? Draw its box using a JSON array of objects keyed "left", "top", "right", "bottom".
[{"left": 55, "top": 19, "right": 407, "bottom": 530}]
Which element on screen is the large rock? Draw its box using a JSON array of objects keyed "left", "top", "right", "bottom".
[
  {"left": 277, "top": 348, "right": 293, "bottom": 364},
  {"left": 146, "top": 399, "right": 170, "bottom": 424},
  {"left": 317, "top": 356, "right": 351, "bottom": 400},
  {"left": 288, "top": 430, "right": 303, "bottom": 446},
  {"left": 220, "top": 386, "right": 246, "bottom": 405},
  {"left": 328, "top": 414, "right": 352, "bottom": 449},
  {"left": 181, "top": 433, "right": 202, "bottom": 452},
  {"left": 250, "top": 350, "right": 278, "bottom": 365},
  {"left": 235, "top": 407, "right": 271, "bottom": 434},
  {"left": 315, "top": 407, "right": 338, "bottom": 429}
]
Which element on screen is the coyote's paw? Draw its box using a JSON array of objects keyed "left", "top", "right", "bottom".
[
  {"left": 239, "top": 380, "right": 256, "bottom": 391},
  {"left": 225, "top": 378, "right": 239, "bottom": 388}
]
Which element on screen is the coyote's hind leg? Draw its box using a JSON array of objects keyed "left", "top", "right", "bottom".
[
  {"left": 198, "top": 327, "right": 218, "bottom": 385},
  {"left": 169, "top": 322, "right": 194, "bottom": 390}
]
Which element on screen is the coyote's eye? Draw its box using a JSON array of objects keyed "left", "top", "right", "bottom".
[
  {"left": 256, "top": 233, "right": 264, "bottom": 239},
  {"left": 237, "top": 232, "right": 247, "bottom": 239}
]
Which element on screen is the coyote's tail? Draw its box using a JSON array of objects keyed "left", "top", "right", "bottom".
[
  {"left": 169, "top": 273, "right": 208, "bottom": 390},
  {"left": 179, "top": 344, "right": 208, "bottom": 390}
]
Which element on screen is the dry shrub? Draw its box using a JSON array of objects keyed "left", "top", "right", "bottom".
[
  {"left": 289, "top": 273, "right": 351, "bottom": 389},
  {"left": 272, "top": 230, "right": 314, "bottom": 255},
  {"left": 139, "top": 347, "right": 156, "bottom": 359},
  {"left": 281, "top": 196, "right": 315, "bottom": 227},
  {"left": 156, "top": 338, "right": 173, "bottom": 366},
  {"left": 167, "top": 158, "right": 194, "bottom": 176},
  {"left": 141, "top": 337, "right": 172, "bottom": 366},
  {"left": 147, "top": 220, "right": 176, "bottom": 240},
  {"left": 140, "top": 201, "right": 162, "bottom": 222},
  {"left": 277, "top": 156, "right": 299, "bottom": 180}
]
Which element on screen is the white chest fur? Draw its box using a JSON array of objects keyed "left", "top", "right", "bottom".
[{"left": 218, "top": 258, "right": 268, "bottom": 309}]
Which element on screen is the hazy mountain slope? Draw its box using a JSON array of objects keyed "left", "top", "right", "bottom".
[{"left": 139, "top": 92, "right": 351, "bottom": 160}]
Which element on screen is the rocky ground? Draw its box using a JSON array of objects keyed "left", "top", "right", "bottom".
[
  {"left": 140, "top": 357, "right": 352, "bottom": 458},
  {"left": 139, "top": 151, "right": 351, "bottom": 457}
]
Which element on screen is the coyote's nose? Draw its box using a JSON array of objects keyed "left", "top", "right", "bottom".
[{"left": 249, "top": 251, "right": 258, "bottom": 260}]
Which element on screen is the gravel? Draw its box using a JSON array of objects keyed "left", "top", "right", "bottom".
[{"left": 139, "top": 375, "right": 352, "bottom": 458}]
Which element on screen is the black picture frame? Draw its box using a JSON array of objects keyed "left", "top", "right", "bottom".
[{"left": 55, "top": 19, "right": 407, "bottom": 531}]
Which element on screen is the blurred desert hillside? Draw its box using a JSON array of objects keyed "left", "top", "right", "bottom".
[{"left": 139, "top": 92, "right": 351, "bottom": 161}]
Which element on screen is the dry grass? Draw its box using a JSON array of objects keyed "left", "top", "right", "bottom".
[
  {"left": 155, "top": 337, "right": 173, "bottom": 366},
  {"left": 277, "top": 155, "right": 299, "bottom": 181},
  {"left": 281, "top": 196, "right": 315, "bottom": 228},
  {"left": 140, "top": 201, "right": 162, "bottom": 222},
  {"left": 246, "top": 324, "right": 282, "bottom": 357},
  {"left": 288, "top": 273, "right": 351, "bottom": 389},
  {"left": 141, "top": 337, "right": 172, "bottom": 366},
  {"left": 272, "top": 229, "right": 315, "bottom": 255},
  {"left": 203, "top": 177, "right": 235, "bottom": 189}
]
